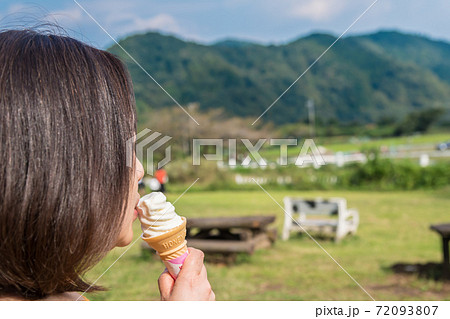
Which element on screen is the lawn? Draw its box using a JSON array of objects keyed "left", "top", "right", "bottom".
[
  {"left": 85, "top": 188, "right": 450, "bottom": 301},
  {"left": 321, "top": 132, "right": 450, "bottom": 153},
  {"left": 260, "top": 132, "right": 450, "bottom": 158}
]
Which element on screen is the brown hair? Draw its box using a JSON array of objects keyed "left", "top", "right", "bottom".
[{"left": 0, "top": 29, "right": 137, "bottom": 299}]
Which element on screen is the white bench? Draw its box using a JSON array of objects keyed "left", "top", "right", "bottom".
[{"left": 282, "top": 197, "right": 359, "bottom": 242}]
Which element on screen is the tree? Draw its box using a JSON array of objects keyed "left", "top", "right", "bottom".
[{"left": 394, "top": 107, "right": 444, "bottom": 136}]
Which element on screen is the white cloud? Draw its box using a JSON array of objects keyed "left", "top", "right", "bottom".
[
  {"left": 46, "top": 7, "right": 84, "bottom": 24},
  {"left": 1, "top": 4, "right": 85, "bottom": 29},
  {"left": 7, "top": 3, "right": 28, "bottom": 14},
  {"left": 290, "top": 0, "right": 349, "bottom": 22},
  {"left": 124, "top": 13, "right": 181, "bottom": 34}
]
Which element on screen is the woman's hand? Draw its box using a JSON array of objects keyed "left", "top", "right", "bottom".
[{"left": 158, "top": 247, "right": 215, "bottom": 301}]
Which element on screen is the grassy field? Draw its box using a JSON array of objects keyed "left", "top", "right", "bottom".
[
  {"left": 85, "top": 188, "right": 450, "bottom": 301},
  {"left": 321, "top": 132, "right": 450, "bottom": 153},
  {"left": 260, "top": 132, "right": 450, "bottom": 158}
]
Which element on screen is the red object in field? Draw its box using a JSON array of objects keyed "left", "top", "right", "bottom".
[{"left": 155, "top": 168, "right": 168, "bottom": 184}]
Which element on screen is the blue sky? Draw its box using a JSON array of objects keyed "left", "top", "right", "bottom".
[{"left": 1, "top": 1, "right": 449, "bottom": 48}]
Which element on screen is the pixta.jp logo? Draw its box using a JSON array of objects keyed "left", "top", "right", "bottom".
[{"left": 126, "top": 129, "right": 172, "bottom": 174}]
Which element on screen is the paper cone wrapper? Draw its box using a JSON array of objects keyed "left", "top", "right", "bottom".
[{"left": 142, "top": 217, "right": 188, "bottom": 278}]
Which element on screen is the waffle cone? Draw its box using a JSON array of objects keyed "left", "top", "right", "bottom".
[{"left": 142, "top": 217, "right": 187, "bottom": 261}]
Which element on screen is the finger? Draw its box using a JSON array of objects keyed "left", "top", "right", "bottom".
[
  {"left": 199, "top": 264, "right": 208, "bottom": 280},
  {"left": 180, "top": 247, "right": 204, "bottom": 275},
  {"left": 158, "top": 270, "right": 174, "bottom": 300},
  {"left": 209, "top": 289, "right": 216, "bottom": 301},
  {"left": 158, "top": 269, "right": 175, "bottom": 300}
]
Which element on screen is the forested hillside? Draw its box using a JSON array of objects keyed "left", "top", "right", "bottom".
[{"left": 108, "top": 31, "right": 450, "bottom": 125}]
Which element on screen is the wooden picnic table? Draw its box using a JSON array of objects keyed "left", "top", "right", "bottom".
[
  {"left": 141, "top": 215, "right": 277, "bottom": 263},
  {"left": 430, "top": 223, "right": 450, "bottom": 278},
  {"left": 187, "top": 215, "right": 275, "bottom": 230},
  {"left": 186, "top": 215, "right": 277, "bottom": 260}
]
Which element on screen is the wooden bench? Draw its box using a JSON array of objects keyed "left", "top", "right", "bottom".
[
  {"left": 430, "top": 223, "right": 450, "bottom": 279},
  {"left": 186, "top": 216, "right": 277, "bottom": 261},
  {"left": 142, "top": 215, "right": 277, "bottom": 263},
  {"left": 282, "top": 197, "right": 359, "bottom": 242}
]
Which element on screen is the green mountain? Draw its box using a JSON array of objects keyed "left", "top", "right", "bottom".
[{"left": 108, "top": 30, "right": 450, "bottom": 125}]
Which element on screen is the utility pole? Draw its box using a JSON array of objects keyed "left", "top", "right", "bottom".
[
  {"left": 306, "top": 99, "right": 315, "bottom": 138},
  {"left": 186, "top": 103, "right": 195, "bottom": 156}
]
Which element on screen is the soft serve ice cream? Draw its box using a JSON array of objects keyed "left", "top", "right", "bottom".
[
  {"left": 138, "top": 192, "right": 183, "bottom": 237},
  {"left": 137, "top": 192, "right": 188, "bottom": 279}
]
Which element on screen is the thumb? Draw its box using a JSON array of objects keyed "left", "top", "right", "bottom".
[{"left": 158, "top": 269, "right": 175, "bottom": 300}]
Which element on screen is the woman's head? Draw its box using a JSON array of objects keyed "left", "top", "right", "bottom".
[{"left": 0, "top": 29, "right": 141, "bottom": 299}]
